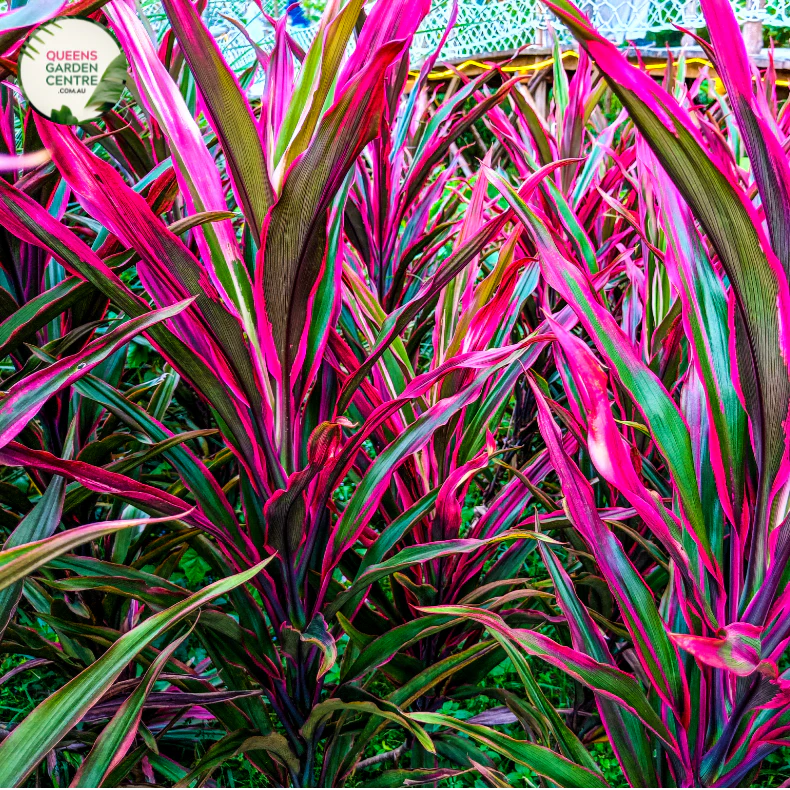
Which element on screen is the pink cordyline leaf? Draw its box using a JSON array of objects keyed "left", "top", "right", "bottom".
[
  {"left": 431, "top": 439, "right": 493, "bottom": 542},
  {"left": 544, "top": 0, "right": 790, "bottom": 604},
  {"left": 0, "top": 300, "right": 193, "bottom": 450},
  {"left": 670, "top": 623, "right": 762, "bottom": 676},
  {"left": 545, "top": 315, "right": 712, "bottom": 611},
  {"left": 531, "top": 379, "right": 691, "bottom": 733},
  {"left": 256, "top": 37, "right": 407, "bottom": 438},
  {"left": 647, "top": 148, "right": 747, "bottom": 535},
  {"left": 417, "top": 604, "right": 680, "bottom": 757},
  {"left": 433, "top": 153, "right": 492, "bottom": 365},
  {"left": 700, "top": 0, "right": 790, "bottom": 275},
  {"left": 317, "top": 342, "right": 538, "bottom": 605},
  {"left": 696, "top": 0, "right": 790, "bottom": 597},
  {"left": 159, "top": 0, "right": 273, "bottom": 244},
  {"left": 35, "top": 117, "right": 257, "bottom": 410},
  {"left": 0, "top": 177, "right": 136, "bottom": 298},
  {"left": 0, "top": 444, "right": 252, "bottom": 565},
  {"left": 105, "top": 1, "right": 251, "bottom": 314},
  {"left": 261, "top": 12, "right": 296, "bottom": 161},
  {"left": 488, "top": 166, "right": 721, "bottom": 583},
  {"left": 336, "top": 0, "right": 431, "bottom": 90}
]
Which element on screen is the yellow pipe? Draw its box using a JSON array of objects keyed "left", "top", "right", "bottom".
[
  {"left": 409, "top": 50, "right": 790, "bottom": 89},
  {"left": 410, "top": 49, "right": 580, "bottom": 80}
]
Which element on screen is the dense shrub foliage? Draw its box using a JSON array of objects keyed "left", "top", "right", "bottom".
[{"left": 1, "top": 0, "right": 790, "bottom": 786}]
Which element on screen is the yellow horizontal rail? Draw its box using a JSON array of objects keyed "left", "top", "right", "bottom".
[{"left": 410, "top": 50, "right": 790, "bottom": 88}]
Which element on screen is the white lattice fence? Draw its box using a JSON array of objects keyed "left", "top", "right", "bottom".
[{"left": 139, "top": 0, "right": 790, "bottom": 72}]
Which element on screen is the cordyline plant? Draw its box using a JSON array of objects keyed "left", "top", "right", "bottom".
[{"left": 0, "top": 0, "right": 790, "bottom": 784}]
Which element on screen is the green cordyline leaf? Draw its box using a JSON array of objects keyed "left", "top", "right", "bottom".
[
  {"left": 0, "top": 558, "right": 271, "bottom": 785},
  {"left": 371, "top": 767, "right": 473, "bottom": 787},
  {"left": 173, "top": 730, "right": 300, "bottom": 787},
  {"left": 160, "top": 0, "right": 273, "bottom": 243},
  {"left": 301, "top": 699, "right": 435, "bottom": 754},
  {"left": 0, "top": 277, "right": 90, "bottom": 359},
  {"left": 341, "top": 614, "right": 456, "bottom": 682},
  {"left": 301, "top": 613, "right": 337, "bottom": 678},
  {"left": 0, "top": 477, "right": 65, "bottom": 640},
  {"left": 336, "top": 642, "right": 501, "bottom": 780},
  {"left": 62, "top": 429, "right": 218, "bottom": 512},
  {"left": 0, "top": 512, "right": 189, "bottom": 593},
  {"left": 540, "top": 543, "right": 660, "bottom": 786},
  {"left": 275, "top": 0, "right": 365, "bottom": 174},
  {"left": 327, "top": 530, "right": 559, "bottom": 619},
  {"left": 298, "top": 174, "right": 354, "bottom": 404},
  {"left": 647, "top": 152, "right": 747, "bottom": 542},
  {"left": 167, "top": 210, "right": 237, "bottom": 238},
  {"left": 409, "top": 712, "right": 609, "bottom": 788},
  {"left": 419, "top": 604, "right": 679, "bottom": 755},
  {"left": 61, "top": 368, "right": 240, "bottom": 535},
  {"left": 492, "top": 630, "right": 602, "bottom": 774},
  {"left": 552, "top": 33, "right": 570, "bottom": 133},
  {"left": 40, "top": 573, "right": 185, "bottom": 611},
  {"left": 71, "top": 628, "right": 192, "bottom": 787}
]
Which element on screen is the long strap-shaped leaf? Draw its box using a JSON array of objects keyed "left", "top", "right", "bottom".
[
  {"left": 326, "top": 530, "right": 557, "bottom": 620},
  {"left": 488, "top": 167, "right": 719, "bottom": 582},
  {"left": 160, "top": 0, "right": 273, "bottom": 245},
  {"left": 106, "top": 0, "right": 262, "bottom": 367},
  {"left": 0, "top": 300, "right": 193, "bottom": 450},
  {"left": 531, "top": 381, "right": 691, "bottom": 733},
  {"left": 697, "top": 0, "right": 790, "bottom": 595},
  {"left": 0, "top": 558, "right": 270, "bottom": 786},
  {"left": 544, "top": 0, "right": 790, "bottom": 601},
  {"left": 0, "top": 277, "right": 90, "bottom": 359},
  {"left": 71, "top": 628, "right": 191, "bottom": 787},
  {"left": 420, "top": 605, "right": 680, "bottom": 758},
  {"left": 540, "top": 543, "right": 660, "bottom": 786},
  {"left": 649, "top": 155, "right": 747, "bottom": 538},
  {"left": 36, "top": 119, "right": 263, "bottom": 420},
  {"left": 301, "top": 698, "right": 434, "bottom": 754},
  {"left": 409, "top": 712, "right": 609, "bottom": 788},
  {"left": 0, "top": 512, "right": 188, "bottom": 593},
  {"left": 0, "top": 177, "right": 263, "bottom": 482},
  {"left": 0, "top": 477, "right": 64, "bottom": 640},
  {"left": 69, "top": 369, "right": 240, "bottom": 537},
  {"left": 0, "top": 444, "right": 246, "bottom": 558},
  {"left": 0, "top": 0, "right": 64, "bottom": 33}
]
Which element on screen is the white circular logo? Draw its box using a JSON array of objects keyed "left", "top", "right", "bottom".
[{"left": 18, "top": 17, "right": 127, "bottom": 124}]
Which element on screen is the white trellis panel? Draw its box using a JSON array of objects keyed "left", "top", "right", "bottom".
[{"left": 139, "top": 0, "right": 790, "bottom": 72}]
